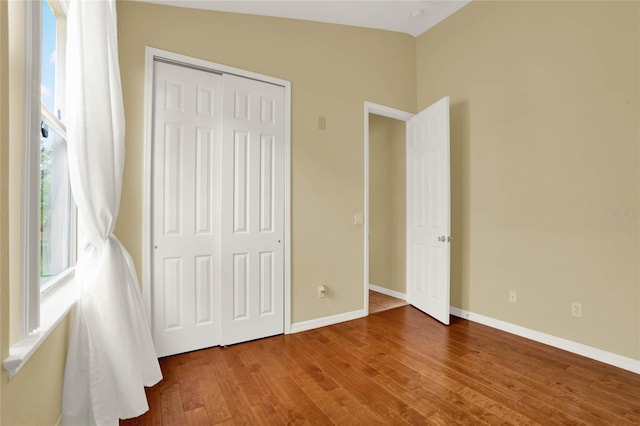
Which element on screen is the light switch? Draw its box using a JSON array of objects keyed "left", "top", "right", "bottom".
[{"left": 354, "top": 213, "right": 364, "bottom": 225}]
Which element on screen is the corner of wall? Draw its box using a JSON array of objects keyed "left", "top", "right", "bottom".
[
  {"left": 0, "top": 0, "right": 10, "bottom": 417},
  {"left": 637, "top": 1, "right": 640, "bottom": 362}
]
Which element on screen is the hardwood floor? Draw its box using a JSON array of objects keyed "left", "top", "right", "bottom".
[
  {"left": 368, "top": 289, "right": 408, "bottom": 314},
  {"left": 122, "top": 306, "right": 640, "bottom": 425}
]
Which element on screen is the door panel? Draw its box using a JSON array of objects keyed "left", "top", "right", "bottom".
[
  {"left": 260, "top": 252, "right": 275, "bottom": 314},
  {"left": 151, "top": 61, "right": 222, "bottom": 356},
  {"left": 406, "top": 96, "right": 451, "bottom": 325},
  {"left": 221, "top": 74, "right": 285, "bottom": 345},
  {"left": 195, "top": 128, "right": 214, "bottom": 234},
  {"left": 233, "top": 132, "right": 249, "bottom": 233}
]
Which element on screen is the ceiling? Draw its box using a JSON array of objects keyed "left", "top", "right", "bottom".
[{"left": 136, "top": 0, "right": 470, "bottom": 37}]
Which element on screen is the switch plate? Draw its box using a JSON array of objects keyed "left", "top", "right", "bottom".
[
  {"left": 509, "top": 290, "right": 517, "bottom": 303},
  {"left": 572, "top": 302, "right": 582, "bottom": 317},
  {"left": 354, "top": 213, "right": 364, "bottom": 225},
  {"left": 317, "top": 283, "right": 326, "bottom": 298}
]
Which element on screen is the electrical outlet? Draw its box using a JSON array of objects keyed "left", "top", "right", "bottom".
[
  {"left": 509, "top": 290, "right": 517, "bottom": 303},
  {"left": 571, "top": 302, "right": 582, "bottom": 317},
  {"left": 317, "top": 283, "right": 327, "bottom": 298}
]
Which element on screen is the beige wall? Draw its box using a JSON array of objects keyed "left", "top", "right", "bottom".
[
  {"left": 417, "top": 1, "right": 640, "bottom": 359},
  {"left": 2, "top": 317, "right": 71, "bottom": 426},
  {"left": 1, "top": 2, "right": 73, "bottom": 425},
  {"left": 2, "top": 2, "right": 639, "bottom": 425},
  {"left": 368, "top": 114, "right": 406, "bottom": 294},
  {"left": 116, "top": 1, "right": 417, "bottom": 322}
]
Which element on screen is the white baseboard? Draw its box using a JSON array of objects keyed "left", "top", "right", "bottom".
[
  {"left": 368, "top": 284, "right": 407, "bottom": 300},
  {"left": 290, "top": 309, "right": 366, "bottom": 334},
  {"left": 450, "top": 307, "right": 640, "bottom": 375}
]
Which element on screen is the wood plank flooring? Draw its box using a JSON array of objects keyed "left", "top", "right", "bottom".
[
  {"left": 368, "top": 290, "right": 408, "bottom": 314},
  {"left": 121, "top": 306, "right": 640, "bottom": 425}
]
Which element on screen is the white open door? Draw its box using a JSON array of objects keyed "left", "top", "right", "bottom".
[
  {"left": 151, "top": 61, "right": 222, "bottom": 356},
  {"left": 220, "top": 74, "right": 285, "bottom": 346},
  {"left": 406, "top": 96, "right": 451, "bottom": 325}
]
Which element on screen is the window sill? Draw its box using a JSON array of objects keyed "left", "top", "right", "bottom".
[{"left": 2, "top": 270, "right": 77, "bottom": 379}]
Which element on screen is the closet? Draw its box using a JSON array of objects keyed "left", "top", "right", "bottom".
[{"left": 150, "top": 60, "right": 285, "bottom": 356}]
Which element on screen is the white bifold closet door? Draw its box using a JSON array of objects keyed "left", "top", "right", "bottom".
[
  {"left": 151, "top": 61, "right": 285, "bottom": 357},
  {"left": 220, "top": 74, "right": 285, "bottom": 346}
]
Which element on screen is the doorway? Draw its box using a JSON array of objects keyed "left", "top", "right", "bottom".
[
  {"left": 364, "top": 102, "right": 413, "bottom": 315},
  {"left": 368, "top": 113, "right": 408, "bottom": 313},
  {"left": 364, "top": 99, "right": 451, "bottom": 323}
]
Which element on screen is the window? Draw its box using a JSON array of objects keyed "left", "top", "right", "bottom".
[
  {"left": 3, "top": 0, "right": 76, "bottom": 379},
  {"left": 40, "top": 0, "right": 74, "bottom": 290},
  {"left": 21, "top": 0, "right": 75, "bottom": 335}
]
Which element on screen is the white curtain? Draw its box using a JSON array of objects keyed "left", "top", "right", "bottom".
[{"left": 61, "top": 1, "right": 162, "bottom": 425}]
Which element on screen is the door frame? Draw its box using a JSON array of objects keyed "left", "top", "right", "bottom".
[
  {"left": 363, "top": 102, "right": 413, "bottom": 315},
  {"left": 142, "top": 47, "right": 293, "bottom": 335}
]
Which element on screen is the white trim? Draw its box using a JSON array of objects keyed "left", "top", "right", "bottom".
[
  {"left": 368, "top": 284, "right": 406, "bottom": 301},
  {"left": 142, "top": 46, "right": 293, "bottom": 337},
  {"left": 141, "top": 49, "right": 154, "bottom": 322},
  {"left": 40, "top": 265, "right": 73, "bottom": 295},
  {"left": 21, "top": 0, "right": 41, "bottom": 337},
  {"left": 366, "top": 102, "right": 415, "bottom": 121},
  {"left": 450, "top": 307, "right": 640, "bottom": 375},
  {"left": 3, "top": 276, "right": 76, "bottom": 379},
  {"left": 290, "top": 309, "right": 367, "bottom": 334},
  {"left": 145, "top": 47, "right": 291, "bottom": 88},
  {"left": 283, "top": 81, "right": 292, "bottom": 334},
  {"left": 363, "top": 102, "right": 413, "bottom": 318}
]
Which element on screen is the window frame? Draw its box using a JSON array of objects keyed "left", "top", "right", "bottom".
[
  {"left": 3, "top": 0, "right": 76, "bottom": 380},
  {"left": 21, "top": 0, "right": 43, "bottom": 336}
]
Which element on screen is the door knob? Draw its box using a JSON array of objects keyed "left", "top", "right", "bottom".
[{"left": 438, "top": 236, "right": 446, "bottom": 242}]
